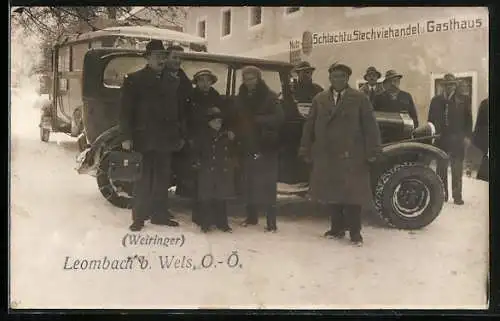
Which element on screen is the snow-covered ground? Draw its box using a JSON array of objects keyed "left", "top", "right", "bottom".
[{"left": 10, "top": 96, "right": 489, "bottom": 309}]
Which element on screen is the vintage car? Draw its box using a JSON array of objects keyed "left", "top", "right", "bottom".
[
  {"left": 75, "top": 47, "right": 447, "bottom": 230},
  {"left": 38, "top": 25, "right": 208, "bottom": 150}
]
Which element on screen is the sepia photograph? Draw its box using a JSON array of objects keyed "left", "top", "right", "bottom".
[{"left": 9, "top": 5, "right": 489, "bottom": 310}]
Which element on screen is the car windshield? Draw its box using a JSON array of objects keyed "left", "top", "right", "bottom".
[{"left": 103, "top": 55, "right": 229, "bottom": 94}]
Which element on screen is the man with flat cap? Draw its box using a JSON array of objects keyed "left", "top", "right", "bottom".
[
  {"left": 119, "top": 39, "right": 185, "bottom": 231},
  {"left": 359, "top": 66, "right": 385, "bottom": 105},
  {"left": 292, "top": 61, "right": 324, "bottom": 104},
  {"left": 427, "top": 73, "right": 473, "bottom": 204},
  {"left": 373, "top": 70, "right": 419, "bottom": 128},
  {"left": 299, "top": 63, "right": 382, "bottom": 246}
]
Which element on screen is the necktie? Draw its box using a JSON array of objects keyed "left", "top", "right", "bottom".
[
  {"left": 369, "top": 88, "right": 375, "bottom": 102},
  {"left": 335, "top": 92, "right": 341, "bottom": 106}
]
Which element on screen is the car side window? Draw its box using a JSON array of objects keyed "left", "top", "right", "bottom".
[
  {"left": 180, "top": 61, "right": 229, "bottom": 95},
  {"left": 234, "top": 68, "right": 283, "bottom": 98},
  {"left": 102, "top": 57, "right": 229, "bottom": 94},
  {"left": 103, "top": 56, "right": 147, "bottom": 88}
]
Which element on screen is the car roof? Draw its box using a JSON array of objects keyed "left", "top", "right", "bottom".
[{"left": 92, "top": 47, "right": 294, "bottom": 70}]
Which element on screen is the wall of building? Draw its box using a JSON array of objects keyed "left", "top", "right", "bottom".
[{"left": 185, "top": 6, "right": 489, "bottom": 123}]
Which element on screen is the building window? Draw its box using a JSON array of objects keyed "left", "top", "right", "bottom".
[
  {"left": 221, "top": 9, "right": 232, "bottom": 37},
  {"left": 249, "top": 7, "right": 262, "bottom": 27},
  {"left": 431, "top": 71, "right": 478, "bottom": 122},
  {"left": 197, "top": 18, "right": 206, "bottom": 38},
  {"left": 58, "top": 46, "right": 70, "bottom": 72},
  {"left": 285, "top": 7, "right": 301, "bottom": 15}
]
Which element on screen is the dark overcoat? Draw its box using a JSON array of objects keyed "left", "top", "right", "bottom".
[
  {"left": 359, "top": 83, "right": 385, "bottom": 105},
  {"left": 188, "top": 87, "right": 236, "bottom": 200},
  {"left": 234, "top": 82, "right": 285, "bottom": 205},
  {"left": 473, "top": 98, "right": 489, "bottom": 181},
  {"left": 427, "top": 92, "right": 473, "bottom": 159},
  {"left": 373, "top": 90, "right": 419, "bottom": 128},
  {"left": 300, "top": 87, "right": 382, "bottom": 205},
  {"left": 473, "top": 98, "right": 489, "bottom": 155},
  {"left": 119, "top": 66, "right": 184, "bottom": 153},
  {"left": 293, "top": 81, "right": 324, "bottom": 103}
]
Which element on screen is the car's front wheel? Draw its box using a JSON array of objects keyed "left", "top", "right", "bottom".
[{"left": 374, "top": 163, "right": 445, "bottom": 230}]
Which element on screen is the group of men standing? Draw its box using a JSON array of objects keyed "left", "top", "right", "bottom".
[
  {"left": 117, "top": 38, "right": 488, "bottom": 247},
  {"left": 293, "top": 61, "right": 489, "bottom": 208}
]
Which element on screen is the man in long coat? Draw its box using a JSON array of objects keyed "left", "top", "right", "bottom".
[
  {"left": 291, "top": 61, "right": 324, "bottom": 184},
  {"left": 234, "top": 66, "right": 285, "bottom": 232},
  {"left": 473, "top": 97, "right": 489, "bottom": 182},
  {"left": 427, "top": 73, "right": 473, "bottom": 204},
  {"left": 299, "top": 63, "right": 382, "bottom": 246},
  {"left": 373, "top": 70, "right": 419, "bottom": 128},
  {"left": 359, "top": 66, "right": 385, "bottom": 105},
  {"left": 119, "top": 40, "right": 185, "bottom": 231}
]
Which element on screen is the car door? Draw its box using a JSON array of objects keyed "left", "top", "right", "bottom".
[{"left": 82, "top": 50, "right": 147, "bottom": 144}]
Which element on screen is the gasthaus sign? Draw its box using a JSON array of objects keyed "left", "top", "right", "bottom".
[{"left": 311, "top": 16, "right": 487, "bottom": 46}]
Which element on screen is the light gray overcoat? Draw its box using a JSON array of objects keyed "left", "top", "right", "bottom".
[{"left": 300, "top": 87, "right": 382, "bottom": 205}]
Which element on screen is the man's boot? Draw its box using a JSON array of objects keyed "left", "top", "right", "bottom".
[
  {"left": 192, "top": 200, "right": 201, "bottom": 226},
  {"left": 264, "top": 205, "right": 277, "bottom": 232},
  {"left": 242, "top": 204, "right": 258, "bottom": 226},
  {"left": 324, "top": 204, "right": 345, "bottom": 239},
  {"left": 129, "top": 220, "right": 144, "bottom": 232},
  {"left": 346, "top": 205, "right": 363, "bottom": 246},
  {"left": 199, "top": 200, "right": 212, "bottom": 233},
  {"left": 215, "top": 200, "right": 232, "bottom": 232}
]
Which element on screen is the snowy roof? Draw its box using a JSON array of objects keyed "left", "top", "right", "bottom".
[
  {"left": 62, "top": 25, "right": 207, "bottom": 46},
  {"left": 100, "top": 26, "right": 206, "bottom": 44}
]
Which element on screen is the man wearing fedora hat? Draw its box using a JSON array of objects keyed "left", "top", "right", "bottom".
[
  {"left": 292, "top": 61, "right": 324, "bottom": 104},
  {"left": 187, "top": 68, "right": 236, "bottom": 233},
  {"left": 373, "top": 70, "right": 419, "bottom": 128},
  {"left": 119, "top": 39, "right": 187, "bottom": 231},
  {"left": 359, "top": 66, "right": 385, "bottom": 105},
  {"left": 299, "top": 63, "right": 382, "bottom": 246},
  {"left": 427, "top": 73, "right": 473, "bottom": 205}
]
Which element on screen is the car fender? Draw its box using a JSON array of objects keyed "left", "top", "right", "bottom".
[
  {"left": 77, "top": 126, "right": 125, "bottom": 174},
  {"left": 380, "top": 141, "right": 448, "bottom": 163}
]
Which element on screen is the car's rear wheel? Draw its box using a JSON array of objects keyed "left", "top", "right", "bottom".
[
  {"left": 96, "top": 147, "right": 134, "bottom": 209},
  {"left": 77, "top": 133, "right": 89, "bottom": 152},
  {"left": 374, "top": 162, "right": 445, "bottom": 230},
  {"left": 40, "top": 127, "right": 50, "bottom": 142}
]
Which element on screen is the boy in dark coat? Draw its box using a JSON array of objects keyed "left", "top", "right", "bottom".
[{"left": 189, "top": 69, "right": 236, "bottom": 233}]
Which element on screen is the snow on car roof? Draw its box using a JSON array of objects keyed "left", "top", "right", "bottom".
[{"left": 60, "top": 25, "right": 207, "bottom": 46}]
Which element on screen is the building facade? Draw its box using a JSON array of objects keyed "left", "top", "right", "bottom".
[{"left": 184, "top": 6, "right": 489, "bottom": 123}]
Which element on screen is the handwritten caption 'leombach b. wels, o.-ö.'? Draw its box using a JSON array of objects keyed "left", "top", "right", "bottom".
[
  {"left": 121, "top": 233, "right": 185, "bottom": 248},
  {"left": 63, "top": 252, "right": 243, "bottom": 271}
]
